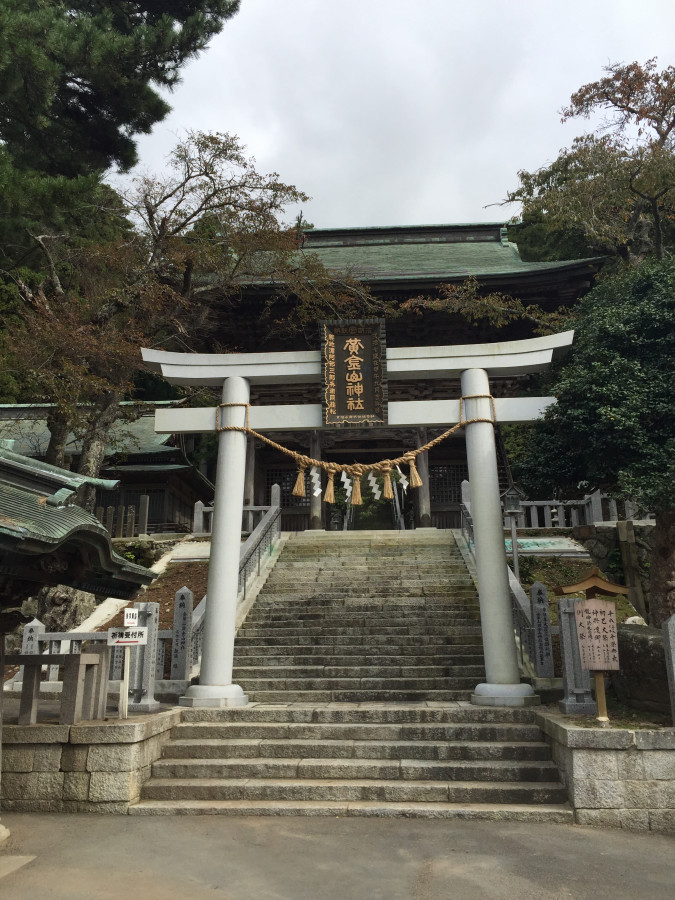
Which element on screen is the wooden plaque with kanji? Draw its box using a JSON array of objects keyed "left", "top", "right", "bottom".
[
  {"left": 321, "top": 319, "right": 387, "bottom": 427},
  {"left": 574, "top": 598, "right": 620, "bottom": 671}
]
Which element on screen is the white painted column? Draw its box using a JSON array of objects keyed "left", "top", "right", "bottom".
[
  {"left": 460, "top": 368, "right": 536, "bottom": 707},
  {"left": 181, "top": 376, "right": 249, "bottom": 707}
]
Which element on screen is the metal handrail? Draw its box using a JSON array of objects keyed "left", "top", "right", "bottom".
[
  {"left": 391, "top": 481, "right": 405, "bottom": 530},
  {"left": 459, "top": 500, "right": 556, "bottom": 679},
  {"left": 460, "top": 502, "right": 474, "bottom": 547},
  {"left": 190, "top": 498, "right": 282, "bottom": 669}
]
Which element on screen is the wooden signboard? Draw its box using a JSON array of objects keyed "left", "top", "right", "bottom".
[
  {"left": 321, "top": 319, "right": 387, "bottom": 427},
  {"left": 574, "top": 598, "right": 619, "bottom": 671}
]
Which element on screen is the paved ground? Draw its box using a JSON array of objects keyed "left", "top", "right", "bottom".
[{"left": 0, "top": 814, "right": 673, "bottom": 899}]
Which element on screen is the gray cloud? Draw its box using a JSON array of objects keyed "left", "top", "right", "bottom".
[{"left": 123, "top": 0, "right": 675, "bottom": 228}]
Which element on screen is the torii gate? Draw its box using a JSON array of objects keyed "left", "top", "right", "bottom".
[{"left": 142, "top": 330, "right": 574, "bottom": 709}]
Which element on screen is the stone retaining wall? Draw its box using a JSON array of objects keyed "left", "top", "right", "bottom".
[
  {"left": 573, "top": 522, "right": 654, "bottom": 610},
  {"left": 612, "top": 625, "right": 670, "bottom": 715},
  {"left": 536, "top": 710, "right": 675, "bottom": 833},
  {"left": 1, "top": 710, "right": 179, "bottom": 813}
]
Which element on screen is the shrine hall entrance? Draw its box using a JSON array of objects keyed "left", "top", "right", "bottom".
[{"left": 259, "top": 435, "right": 511, "bottom": 533}]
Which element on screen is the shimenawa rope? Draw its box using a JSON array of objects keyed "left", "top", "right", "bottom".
[{"left": 215, "top": 395, "right": 497, "bottom": 506}]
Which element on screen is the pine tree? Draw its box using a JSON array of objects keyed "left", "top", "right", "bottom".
[{"left": 0, "top": 1, "right": 240, "bottom": 176}]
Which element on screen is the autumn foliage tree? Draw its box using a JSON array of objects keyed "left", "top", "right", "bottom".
[
  {"left": 1, "top": 132, "right": 387, "bottom": 506},
  {"left": 508, "top": 59, "right": 675, "bottom": 263}
]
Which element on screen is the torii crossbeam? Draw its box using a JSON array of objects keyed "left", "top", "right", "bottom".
[{"left": 142, "top": 331, "right": 574, "bottom": 708}]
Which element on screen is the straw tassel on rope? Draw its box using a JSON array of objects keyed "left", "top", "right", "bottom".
[
  {"left": 291, "top": 458, "right": 309, "bottom": 498},
  {"left": 408, "top": 459, "right": 423, "bottom": 489},
  {"left": 402, "top": 453, "right": 423, "bottom": 489},
  {"left": 382, "top": 464, "right": 394, "bottom": 500},
  {"left": 349, "top": 465, "right": 364, "bottom": 506},
  {"left": 323, "top": 466, "right": 336, "bottom": 504},
  {"left": 221, "top": 394, "right": 496, "bottom": 504}
]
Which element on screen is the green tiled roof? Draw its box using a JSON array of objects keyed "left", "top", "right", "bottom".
[
  {"left": 0, "top": 482, "right": 111, "bottom": 545},
  {"left": 300, "top": 224, "right": 602, "bottom": 284},
  {"left": 0, "top": 450, "right": 154, "bottom": 596},
  {"left": 0, "top": 411, "right": 173, "bottom": 459}
]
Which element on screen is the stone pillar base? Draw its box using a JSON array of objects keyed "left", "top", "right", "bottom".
[
  {"left": 128, "top": 699, "right": 161, "bottom": 713},
  {"left": 558, "top": 698, "right": 597, "bottom": 715},
  {"left": 471, "top": 682, "right": 540, "bottom": 708},
  {"left": 179, "top": 683, "right": 248, "bottom": 708}
]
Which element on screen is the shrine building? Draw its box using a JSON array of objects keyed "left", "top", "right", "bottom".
[{"left": 213, "top": 223, "right": 601, "bottom": 531}]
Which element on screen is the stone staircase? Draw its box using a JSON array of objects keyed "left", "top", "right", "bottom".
[
  {"left": 132, "top": 530, "right": 570, "bottom": 820},
  {"left": 234, "top": 529, "right": 484, "bottom": 702}
]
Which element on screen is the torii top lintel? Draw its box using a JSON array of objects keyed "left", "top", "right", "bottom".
[{"left": 141, "top": 331, "right": 574, "bottom": 387}]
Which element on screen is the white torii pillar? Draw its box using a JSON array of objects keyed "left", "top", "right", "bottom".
[
  {"left": 461, "top": 369, "right": 536, "bottom": 706},
  {"left": 180, "top": 376, "right": 250, "bottom": 707}
]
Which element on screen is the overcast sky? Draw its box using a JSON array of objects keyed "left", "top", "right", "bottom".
[{"left": 125, "top": 0, "right": 675, "bottom": 229}]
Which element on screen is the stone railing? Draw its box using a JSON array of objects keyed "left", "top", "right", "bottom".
[
  {"left": 95, "top": 495, "right": 150, "bottom": 537},
  {"left": 188, "top": 486, "right": 282, "bottom": 674},
  {"left": 460, "top": 502, "right": 474, "bottom": 548},
  {"left": 510, "top": 491, "right": 644, "bottom": 529},
  {"left": 193, "top": 500, "right": 275, "bottom": 536},
  {"left": 458, "top": 499, "right": 556, "bottom": 681},
  {"left": 5, "top": 487, "right": 283, "bottom": 709}
]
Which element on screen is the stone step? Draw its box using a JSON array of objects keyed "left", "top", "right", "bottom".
[
  {"left": 177, "top": 705, "right": 538, "bottom": 725},
  {"left": 247, "top": 587, "right": 478, "bottom": 600},
  {"left": 138, "top": 778, "right": 568, "bottom": 805},
  {"left": 232, "top": 666, "right": 485, "bottom": 678},
  {"left": 249, "top": 597, "right": 479, "bottom": 616},
  {"left": 257, "top": 586, "right": 471, "bottom": 595},
  {"left": 239, "top": 625, "right": 481, "bottom": 636},
  {"left": 255, "top": 596, "right": 475, "bottom": 605},
  {"left": 129, "top": 798, "right": 573, "bottom": 821},
  {"left": 246, "top": 606, "right": 479, "bottom": 626},
  {"left": 146, "top": 530, "right": 567, "bottom": 820},
  {"left": 233, "top": 654, "right": 485, "bottom": 666},
  {"left": 264, "top": 573, "right": 470, "bottom": 581},
  {"left": 173, "top": 723, "right": 544, "bottom": 742},
  {"left": 235, "top": 634, "right": 483, "bottom": 655},
  {"left": 244, "top": 690, "right": 474, "bottom": 703},
  {"left": 234, "top": 644, "right": 484, "bottom": 657},
  {"left": 163, "top": 738, "right": 552, "bottom": 762},
  {"left": 243, "top": 612, "right": 480, "bottom": 624},
  {"left": 255, "top": 587, "right": 477, "bottom": 609},
  {"left": 151, "top": 757, "right": 561, "bottom": 782},
  {"left": 285, "top": 549, "right": 458, "bottom": 553},
  {"left": 234, "top": 635, "right": 484, "bottom": 647},
  {"left": 237, "top": 678, "right": 478, "bottom": 691},
  {"left": 238, "top": 626, "right": 483, "bottom": 637}
]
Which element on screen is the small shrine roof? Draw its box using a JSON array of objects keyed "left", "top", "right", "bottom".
[{"left": 0, "top": 449, "right": 154, "bottom": 597}]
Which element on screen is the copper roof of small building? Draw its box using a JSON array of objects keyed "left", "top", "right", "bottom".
[
  {"left": 0, "top": 407, "right": 177, "bottom": 459},
  {"left": 0, "top": 449, "right": 154, "bottom": 598}
]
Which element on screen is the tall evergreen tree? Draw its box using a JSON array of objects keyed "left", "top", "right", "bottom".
[{"left": 0, "top": 1, "right": 240, "bottom": 176}]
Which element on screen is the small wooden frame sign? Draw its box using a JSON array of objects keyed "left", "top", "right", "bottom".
[
  {"left": 574, "top": 597, "right": 619, "bottom": 725},
  {"left": 556, "top": 568, "right": 627, "bottom": 725}
]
